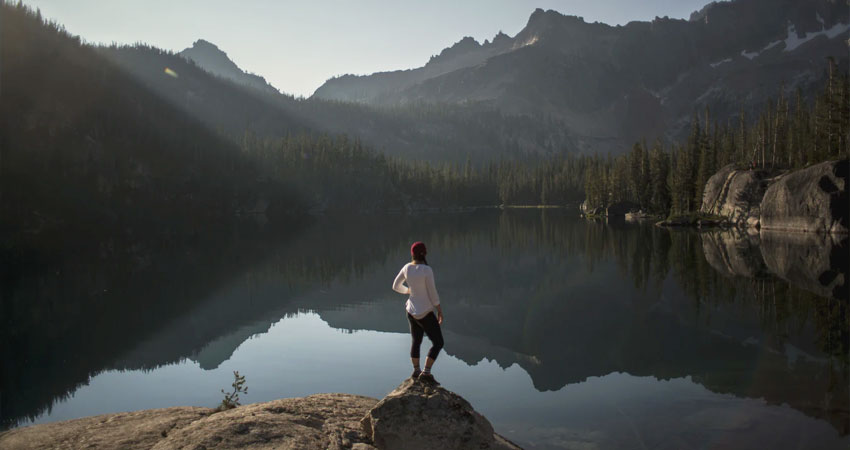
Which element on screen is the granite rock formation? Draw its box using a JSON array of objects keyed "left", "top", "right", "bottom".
[
  {"left": 760, "top": 160, "right": 849, "bottom": 234},
  {"left": 700, "top": 164, "right": 771, "bottom": 227},
  {"left": 361, "top": 378, "right": 521, "bottom": 450},
  {"left": 700, "top": 160, "right": 848, "bottom": 234}
]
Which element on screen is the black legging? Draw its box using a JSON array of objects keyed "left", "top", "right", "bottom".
[{"left": 407, "top": 312, "right": 444, "bottom": 360}]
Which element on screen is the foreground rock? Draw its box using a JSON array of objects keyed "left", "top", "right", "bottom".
[
  {"left": 0, "top": 382, "right": 521, "bottom": 450},
  {"left": 361, "top": 378, "right": 520, "bottom": 450},
  {"left": 0, "top": 394, "right": 377, "bottom": 450},
  {"left": 0, "top": 407, "right": 209, "bottom": 450}
]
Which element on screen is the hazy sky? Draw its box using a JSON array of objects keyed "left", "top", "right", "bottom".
[{"left": 23, "top": 0, "right": 717, "bottom": 97}]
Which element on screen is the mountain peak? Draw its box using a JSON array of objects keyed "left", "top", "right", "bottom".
[
  {"left": 526, "top": 8, "right": 578, "bottom": 28},
  {"left": 179, "top": 39, "right": 279, "bottom": 95},
  {"left": 491, "top": 31, "right": 511, "bottom": 46},
  {"left": 428, "top": 36, "right": 482, "bottom": 65},
  {"left": 191, "top": 39, "right": 219, "bottom": 50}
]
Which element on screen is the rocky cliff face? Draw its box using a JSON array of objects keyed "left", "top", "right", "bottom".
[
  {"left": 701, "top": 164, "right": 771, "bottom": 227},
  {"left": 313, "top": 0, "right": 849, "bottom": 154},
  {"left": 760, "top": 160, "right": 849, "bottom": 234},
  {"left": 701, "top": 160, "right": 848, "bottom": 234}
]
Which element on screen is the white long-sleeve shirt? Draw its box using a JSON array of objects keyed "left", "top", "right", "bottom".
[{"left": 392, "top": 263, "right": 440, "bottom": 319}]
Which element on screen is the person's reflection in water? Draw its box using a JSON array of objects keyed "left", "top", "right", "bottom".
[{"left": 392, "top": 241, "right": 444, "bottom": 383}]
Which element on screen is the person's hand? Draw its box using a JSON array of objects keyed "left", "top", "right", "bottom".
[{"left": 437, "top": 311, "right": 443, "bottom": 324}]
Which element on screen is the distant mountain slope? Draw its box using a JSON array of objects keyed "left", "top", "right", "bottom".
[
  {"left": 313, "top": 0, "right": 850, "bottom": 154},
  {"left": 0, "top": 3, "right": 301, "bottom": 235},
  {"left": 99, "top": 43, "right": 310, "bottom": 140},
  {"left": 102, "top": 39, "right": 575, "bottom": 163},
  {"left": 178, "top": 39, "right": 282, "bottom": 97}
]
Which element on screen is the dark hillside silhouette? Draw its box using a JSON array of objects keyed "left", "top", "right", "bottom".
[{"left": 0, "top": 2, "right": 303, "bottom": 236}]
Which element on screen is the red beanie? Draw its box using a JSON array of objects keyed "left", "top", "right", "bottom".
[{"left": 410, "top": 241, "right": 426, "bottom": 257}]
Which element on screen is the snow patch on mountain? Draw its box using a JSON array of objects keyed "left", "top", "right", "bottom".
[
  {"left": 741, "top": 49, "right": 760, "bottom": 60},
  {"left": 783, "top": 21, "right": 850, "bottom": 52},
  {"left": 737, "top": 19, "right": 848, "bottom": 61},
  {"left": 710, "top": 58, "right": 733, "bottom": 68}
]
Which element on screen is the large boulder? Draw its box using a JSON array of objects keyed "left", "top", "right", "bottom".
[
  {"left": 701, "top": 164, "right": 772, "bottom": 226},
  {"left": 760, "top": 160, "right": 849, "bottom": 234},
  {"left": 360, "top": 378, "right": 520, "bottom": 450}
]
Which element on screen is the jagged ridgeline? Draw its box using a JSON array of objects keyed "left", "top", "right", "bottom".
[
  {"left": 102, "top": 40, "right": 575, "bottom": 163},
  {"left": 314, "top": 0, "right": 849, "bottom": 156}
]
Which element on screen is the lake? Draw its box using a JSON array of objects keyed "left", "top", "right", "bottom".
[{"left": 2, "top": 210, "right": 848, "bottom": 449}]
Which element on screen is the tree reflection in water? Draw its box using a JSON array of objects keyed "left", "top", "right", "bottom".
[{"left": 2, "top": 210, "right": 847, "bottom": 434}]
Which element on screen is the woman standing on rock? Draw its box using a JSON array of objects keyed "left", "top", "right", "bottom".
[{"left": 392, "top": 241, "right": 444, "bottom": 382}]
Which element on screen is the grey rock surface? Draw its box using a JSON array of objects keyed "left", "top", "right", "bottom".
[
  {"left": 1, "top": 385, "right": 522, "bottom": 450},
  {"left": 361, "top": 378, "right": 521, "bottom": 450},
  {"left": 760, "top": 160, "right": 848, "bottom": 234},
  {"left": 0, "top": 394, "right": 377, "bottom": 450},
  {"left": 701, "top": 164, "right": 771, "bottom": 226},
  {"left": 0, "top": 407, "right": 210, "bottom": 450}
]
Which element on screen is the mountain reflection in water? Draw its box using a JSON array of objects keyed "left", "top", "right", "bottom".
[{"left": 2, "top": 211, "right": 847, "bottom": 448}]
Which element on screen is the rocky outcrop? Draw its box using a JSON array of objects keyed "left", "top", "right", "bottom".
[
  {"left": 0, "top": 407, "right": 210, "bottom": 450},
  {"left": 760, "top": 159, "right": 849, "bottom": 234},
  {"left": 700, "top": 159, "right": 848, "bottom": 234},
  {"left": 701, "top": 164, "right": 771, "bottom": 226},
  {"left": 0, "top": 394, "right": 377, "bottom": 450},
  {"left": 0, "top": 383, "right": 520, "bottom": 450},
  {"left": 360, "top": 378, "right": 520, "bottom": 450}
]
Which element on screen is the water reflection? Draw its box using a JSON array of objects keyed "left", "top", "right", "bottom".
[{"left": 2, "top": 211, "right": 848, "bottom": 445}]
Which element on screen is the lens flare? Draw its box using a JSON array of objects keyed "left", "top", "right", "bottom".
[{"left": 164, "top": 67, "right": 178, "bottom": 78}]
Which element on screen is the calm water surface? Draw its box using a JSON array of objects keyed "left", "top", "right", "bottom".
[{"left": 3, "top": 211, "right": 848, "bottom": 449}]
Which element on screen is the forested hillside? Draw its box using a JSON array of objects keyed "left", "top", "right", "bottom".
[
  {"left": 0, "top": 2, "right": 303, "bottom": 236},
  {"left": 584, "top": 61, "right": 850, "bottom": 215}
]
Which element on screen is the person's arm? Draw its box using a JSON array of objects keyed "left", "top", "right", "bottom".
[
  {"left": 392, "top": 266, "right": 409, "bottom": 295},
  {"left": 426, "top": 269, "right": 443, "bottom": 323}
]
